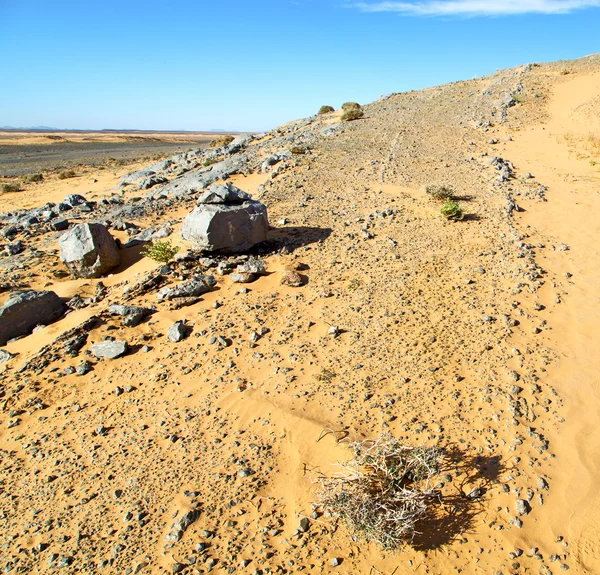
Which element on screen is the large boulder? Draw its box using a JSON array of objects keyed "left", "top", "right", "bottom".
[
  {"left": 59, "top": 223, "right": 121, "bottom": 278},
  {"left": 0, "top": 290, "right": 65, "bottom": 345},
  {"left": 180, "top": 184, "right": 268, "bottom": 253}
]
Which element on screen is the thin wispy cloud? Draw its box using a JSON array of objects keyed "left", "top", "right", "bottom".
[{"left": 353, "top": 0, "right": 600, "bottom": 16}]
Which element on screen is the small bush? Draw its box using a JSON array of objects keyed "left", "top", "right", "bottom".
[
  {"left": 209, "top": 135, "right": 234, "bottom": 148},
  {"left": 24, "top": 173, "right": 43, "bottom": 183},
  {"left": 341, "top": 109, "right": 364, "bottom": 122},
  {"left": 141, "top": 239, "right": 179, "bottom": 263},
  {"left": 342, "top": 102, "right": 361, "bottom": 111},
  {"left": 318, "top": 105, "right": 335, "bottom": 115},
  {"left": 290, "top": 146, "right": 307, "bottom": 155},
  {"left": 440, "top": 198, "right": 464, "bottom": 221},
  {"left": 203, "top": 157, "right": 220, "bottom": 167},
  {"left": 317, "top": 434, "right": 442, "bottom": 549},
  {"left": 1, "top": 182, "right": 23, "bottom": 193},
  {"left": 58, "top": 170, "right": 76, "bottom": 180},
  {"left": 425, "top": 184, "right": 454, "bottom": 201}
]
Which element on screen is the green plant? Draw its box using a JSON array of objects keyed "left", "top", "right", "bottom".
[
  {"left": 203, "top": 157, "right": 220, "bottom": 167},
  {"left": 141, "top": 239, "right": 180, "bottom": 263},
  {"left": 440, "top": 198, "right": 464, "bottom": 221},
  {"left": 316, "top": 434, "right": 442, "bottom": 549},
  {"left": 209, "top": 135, "right": 235, "bottom": 148},
  {"left": 1, "top": 182, "right": 23, "bottom": 193},
  {"left": 341, "top": 109, "right": 364, "bottom": 122},
  {"left": 342, "top": 102, "right": 361, "bottom": 111},
  {"left": 24, "top": 173, "right": 43, "bottom": 183},
  {"left": 425, "top": 184, "right": 454, "bottom": 201},
  {"left": 318, "top": 105, "right": 335, "bottom": 115},
  {"left": 290, "top": 146, "right": 306, "bottom": 155},
  {"left": 58, "top": 170, "right": 76, "bottom": 180}
]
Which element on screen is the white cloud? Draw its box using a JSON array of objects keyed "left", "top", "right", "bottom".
[{"left": 353, "top": 0, "right": 600, "bottom": 16}]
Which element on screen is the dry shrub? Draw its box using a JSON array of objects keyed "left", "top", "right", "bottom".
[
  {"left": 342, "top": 102, "right": 361, "bottom": 111},
  {"left": 318, "top": 105, "right": 335, "bottom": 115},
  {"left": 341, "top": 109, "right": 364, "bottom": 122},
  {"left": 209, "top": 135, "right": 234, "bottom": 148},
  {"left": 24, "top": 173, "right": 43, "bottom": 183},
  {"left": 290, "top": 146, "right": 307, "bottom": 155},
  {"left": 316, "top": 434, "right": 442, "bottom": 549},
  {"left": 425, "top": 184, "right": 454, "bottom": 201},
  {"left": 1, "top": 182, "right": 23, "bottom": 193},
  {"left": 58, "top": 170, "right": 76, "bottom": 180}
]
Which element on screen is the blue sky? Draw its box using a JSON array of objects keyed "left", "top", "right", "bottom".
[{"left": 0, "top": 0, "right": 598, "bottom": 132}]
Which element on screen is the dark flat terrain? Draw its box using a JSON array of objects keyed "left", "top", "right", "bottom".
[{"left": 0, "top": 140, "right": 203, "bottom": 177}]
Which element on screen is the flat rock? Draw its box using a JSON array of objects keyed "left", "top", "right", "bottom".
[
  {"left": 91, "top": 340, "right": 128, "bottom": 359},
  {"left": 156, "top": 276, "right": 216, "bottom": 300},
  {"left": 166, "top": 321, "right": 189, "bottom": 342},
  {"left": 0, "top": 290, "right": 65, "bottom": 346}
]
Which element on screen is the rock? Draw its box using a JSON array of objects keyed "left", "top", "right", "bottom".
[
  {"left": 5, "top": 240, "right": 24, "bottom": 255},
  {"left": 280, "top": 270, "right": 305, "bottom": 287},
  {"left": 59, "top": 223, "right": 121, "bottom": 278},
  {"left": 197, "top": 182, "right": 251, "bottom": 205},
  {"left": 181, "top": 185, "right": 268, "bottom": 253},
  {"left": 0, "top": 290, "right": 65, "bottom": 345},
  {"left": 236, "top": 258, "right": 266, "bottom": 275},
  {"left": 515, "top": 499, "right": 531, "bottom": 516},
  {"left": 0, "top": 349, "right": 14, "bottom": 363},
  {"left": 230, "top": 272, "right": 255, "bottom": 283},
  {"left": 330, "top": 558, "right": 341, "bottom": 567},
  {"left": 63, "top": 194, "right": 87, "bottom": 207},
  {"left": 108, "top": 304, "right": 152, "bottom": 327},
  {"left": 167, "top": 321, "right": 189, "bottom": 342},
  {"left": 51, "top": 218, "right": 69, "bottom": 231},
  {"left": 237, "top": 467, "right": 254, "bottom": 478},
  {"left": 298, "top": 517, "right": 310, "bottom": 532},
  {"left": 156, "top": 276, "right": 216, "bottom": 300},
  {"left": 91, "top": 340, "right": 128, "bottom": 359}
]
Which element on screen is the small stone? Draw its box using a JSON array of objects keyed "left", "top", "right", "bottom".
[
  {"left": 280, "top": 270, "right": 305, "bottom": 287},
  {"left": 298, "top": 517, "right": 310, "bottom": 532},
  {"left": 516, "top": 499, "right": 531, "bottom": 516}
]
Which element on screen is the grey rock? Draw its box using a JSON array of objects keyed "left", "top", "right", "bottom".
[
  {"left": 516, "top": 499, "right": 531, "bottom": 516},
  {"left": 63, "top": 194, "right": 87, "bottom": 207},
  {"left": 91, "top": 340, "right": 128, "bottom": 359},
  {"left": 298, "top": 517, "right": 310, "bottom": 532},
  {"left": 197, "top": 183, "right": 251, "bottom": 205},
  {"left": 0, "top": 349, "right": 14, "bottom": 363},
  {"left": 59, "top": 223, "right": 121, "bottom": 278},
  {"left": 0, "top": 290, "right": 65, "bottom": 345},
  {"left": 167, "top": 321, "right": 189, "bottom": 342},
  {"left": 51, "top": 218, "right": 69, "bottom": 231},
  {"left": 156, "top": 276, "right": 216, "bottom": 300},
  {"left": 181, "top": 200, "right": 268, "bottom": 253},
  {"left": 107, "top": 304, "right": 152, "bottom": 327},
  {"left": 237, "top": 467, "right": 254, "bottom": 478},
  {"left": 236, "top": 258, "right": 266, "bottom": 275},
  {"left": 5, "top": 240, "right": 24, "bottom": 255},
  {"left": 230, "top": 272, "right": 255, "bottom": 283}
]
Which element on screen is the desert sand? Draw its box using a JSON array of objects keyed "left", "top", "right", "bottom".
[{"left": 1, "top": 55, "right": 600, "bottom": 574}]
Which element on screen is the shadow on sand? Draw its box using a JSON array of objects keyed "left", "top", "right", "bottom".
[{"left": 411, "top": 446, "right": 503, "bottom": 551}]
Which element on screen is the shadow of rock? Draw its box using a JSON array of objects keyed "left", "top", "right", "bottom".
[
  {"left": 255, "top": 226, "right": 332, "bottom": 255},
  {"left": 411, "top": 446, "right": 504, "bottom": 552},
  {"left": 461, "top": 213, "right": 483, "bottom": 222}
]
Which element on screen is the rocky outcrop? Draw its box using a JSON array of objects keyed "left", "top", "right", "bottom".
[
  {"left": 59, "top": 223, "right": 121, "bottom": 278},
  {"left": 180, "top": 183, "right": 268, "bottom": 253},
  {"left": 0, "top": 290, "right": 65, "bottom": 345}
]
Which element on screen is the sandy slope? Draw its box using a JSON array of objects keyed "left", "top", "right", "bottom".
[
  {"left": 505, "top": 69, "right": 600, "bottom": 573},
  {"left": 1, "top": 55, "right": 600, "bottom": 575}
]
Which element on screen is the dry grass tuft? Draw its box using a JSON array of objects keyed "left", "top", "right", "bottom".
[
  {"left": 316, "top": 434, "right": 442, "bottom": 549},
  {"left": 341, "top": 109, "right": 364, "bottom": 122},
  {"left": 318, "top": 105, "right": 335, "bottom": 115},
  {"left": 425, "top": 184, "right": 454, "bottom": 201},
  {"left": 209, "top": 135, "right": 235, "bottom": 148}
]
